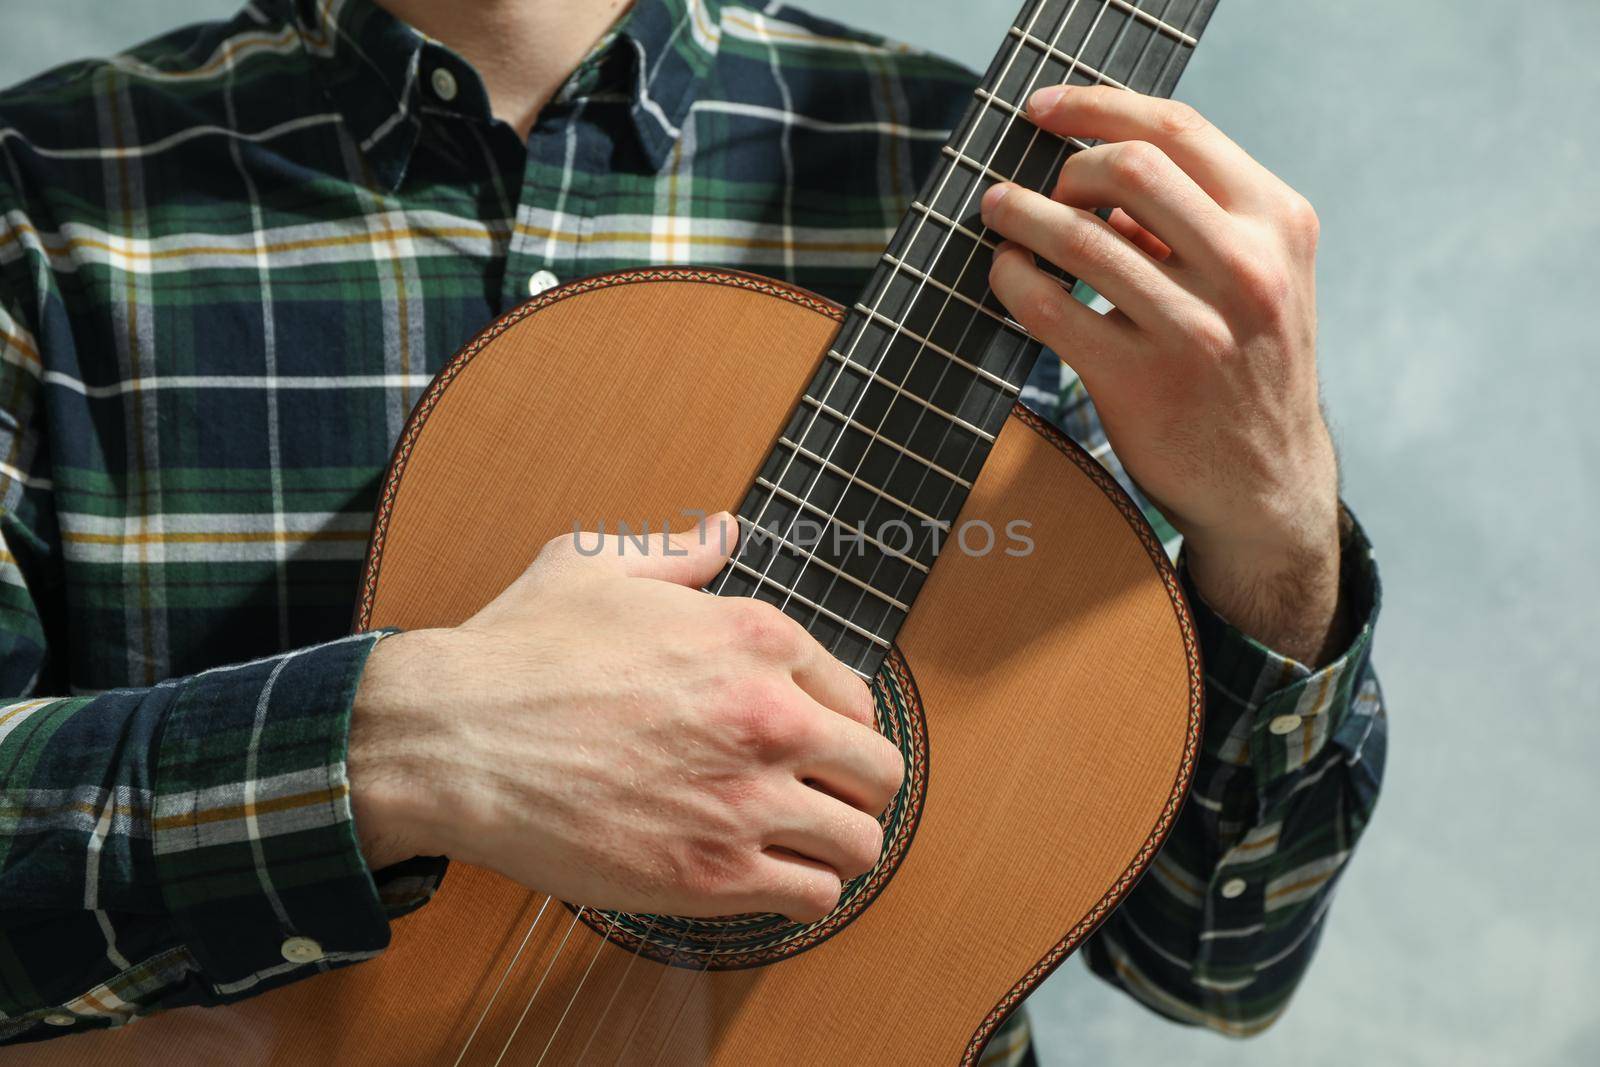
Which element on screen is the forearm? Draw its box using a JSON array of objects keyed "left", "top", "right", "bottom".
[{"left": 1183, "top": 489, "right": 1355, "bottom": 669}]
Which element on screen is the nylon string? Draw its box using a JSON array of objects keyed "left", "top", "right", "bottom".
[
  {"left": 449, "top": 0, "right": 1200, "bottom": 1062},
  {"left": 826, "top": 0, "right": 1187, "bottom": 649}
]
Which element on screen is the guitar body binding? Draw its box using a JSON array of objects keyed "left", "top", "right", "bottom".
[{"left": 18, "top": 268, "right": 1202, "bottom": 1067}]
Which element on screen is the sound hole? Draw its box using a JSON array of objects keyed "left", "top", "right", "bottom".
[{"left": 570, "top": 646, "right": 928, "bottom": 970}]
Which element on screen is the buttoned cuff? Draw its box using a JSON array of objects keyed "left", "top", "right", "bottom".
[
  {"left": 1180, "top": 506, "right": 1383, "bottom": 795},
  {"left": 152, "top": 632, "right": 404, "bottom": 1000}
]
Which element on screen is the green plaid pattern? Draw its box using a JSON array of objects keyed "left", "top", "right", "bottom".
[{"left": 0, "top": 0, "right": 1385, "bottom": 1055}]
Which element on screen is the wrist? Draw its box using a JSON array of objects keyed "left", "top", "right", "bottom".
[
  {"left": 1183, "top": 505, "right": 1347, "bottom": 667},
  {"left": 348, "top": 629, "right": 456, "bottom": 870}
]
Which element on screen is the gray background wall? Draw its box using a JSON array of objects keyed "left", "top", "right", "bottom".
[{"left": 3, "top": 2, "right": 1595, "bottom": 1064}]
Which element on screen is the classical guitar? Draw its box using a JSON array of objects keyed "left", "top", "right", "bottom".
[{"left": 29, "top": 0, "right": 1218, "bottom": 1062}]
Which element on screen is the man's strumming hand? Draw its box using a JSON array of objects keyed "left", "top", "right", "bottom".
[
  {"left": 982, "top": 85, "right": 1348, "bottom": 665},
  {"left": 346, "top": 513, "right": 902, "bottom": 923}
]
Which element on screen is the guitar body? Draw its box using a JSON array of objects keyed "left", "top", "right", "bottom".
[{"left": 22, "top": 269, "right": 1200, "bottom": 1066}]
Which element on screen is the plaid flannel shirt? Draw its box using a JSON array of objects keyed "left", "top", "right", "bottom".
[{"left": 0, "top": 0, "right": 1386, "bottom": 1058}]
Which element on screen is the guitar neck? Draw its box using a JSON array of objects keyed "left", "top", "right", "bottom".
[{"left": 714, "top": 0, "right": 1220, "bottom": 678}]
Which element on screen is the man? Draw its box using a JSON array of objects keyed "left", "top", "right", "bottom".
[{"left": 0, "top": 0, "right": 1386, "bottom": 1060}]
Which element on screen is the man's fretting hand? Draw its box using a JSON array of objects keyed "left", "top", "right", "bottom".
[
  {"left": 983, "top": 85, "right": 1348, "bottom": 665},
  {"left": 347, "top": 513, "right": 902, "bottom": 923}
]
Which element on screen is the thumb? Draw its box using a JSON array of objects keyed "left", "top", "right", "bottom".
[{"left": 611, "top": 511, "right": 740, "bottom": 588}]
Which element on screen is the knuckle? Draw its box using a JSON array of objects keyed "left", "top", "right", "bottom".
[
  {"left": 1156, "top": 100, "right": 1207, "bottom": 138},
  {"left": 720, "top": 679, "right": 805, "bottom": 758},
  {"left": 1184, "top": 311, "right": 1235, "bottom": 360},
  {"left": 1281, "top": 192, "right": 1321, "bottom": 247},
  {"left": 1107, "top": 141, "right": 1163, "bottom": 191},
  {"left": 854, "top": 684, "right": 879, "bottom": 729},
  {"left": 728, "top": 599, "right": 800, "bottom": 661},
  {"left": 1019, "top": 286, "right": 1069, "bottom": 335},
  {"left": 1055, "top": 210, "right": 1106, "bottom": 266},
  {"left": 1229, "top": 252, "right": 1293, "bottom": 317},
  {"left": 875, "top": 737, "right": 907, "bottom": 801},
  {"left": 796, "top": 874, "right": 843, "bottom": 922},
  {"left": 677, "top": 835, "right": 751, "bottom": 899},
  {"left": 537, "top": 530, "right": 579, "bottom": 562},
  {"left": 843, "top": 816, "right": 886, "bottom": 877},
  {"left": 1017, "top": 286, "right": 1068, "bottom": 335}
]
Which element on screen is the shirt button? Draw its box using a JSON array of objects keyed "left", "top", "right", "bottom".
[
  {"left": 280, "top": 936, "right": 325, "bottom": 964},
  {"left": 528, "top": 270, "right": 560, "bottom": 296},
  {"left": 429, "top": 67, "right": 459, "bottom": 102},
  {"left": 1220, "top": 878, "right": 1248, "bottom": 899},
  {"left": 42, "top": 1013, "right": 75, "bottom": 1027},
  {"left": 1268, "top": 714, "right": 1303, "bottom": 736}
]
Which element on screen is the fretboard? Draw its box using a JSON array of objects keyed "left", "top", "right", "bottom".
[{"left": 712, "top": 0, "right": 1220, "bottom": 678}]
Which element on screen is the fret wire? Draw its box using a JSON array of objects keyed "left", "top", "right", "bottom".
[
  {"left": 973, "top": 88, "right": 1094, "bottom": 153},
  {"left": 824, "top": 349, "right": 996, "bottom": 442},
  {"left": 800, "top": 392, "right": 974, "bottom": 488},
  {"left": 744, "top": 0, "right": 1207, "bottom": 661},
  {"left": 878, "top": 0, "right": 1204, "bottom": 627},
  {"left": 1103, "top": 0, "right": 1196, "bottom": 46},
  {"left": 908, "top": 197, "right": 1074, "bottom": 293},
  {"left": 860, "top": 0, "right": 1216, "bottom": 664},
  {"left": 725, "top": 558, "right": 893, "bottom": 649},
  {"left": 1008, "top": 26, "right": 1130, "bottom": 89},
  {"left": 721, "top": 0, "right": 1063, "bottom": 616},
  {"left": 883, "top": 0, "right": 1175, "bottom": 395},
  {"left": 799, "top": 0, "right": 1097, "bottom": 660},
  {"left": 753, "top": 476, "right": 930, "bottom": 573},
  {"left": 852, "top": 302, "right": 1022, "bottom": 396},
  {"left": 851, "top": 0, "right": 1126, "bottom": 637},
  {"left": 880, "top": 252, "right": 1030, "bottom": 340},
  {"left": 777, "top": 435, "right": 952, "bottom": 531},
  {"left": 941, "top": 143, "right": 1014, "bottom": 188},
  {"left": 741, "top": 517, "right": 912, "bottom": 612},
  {"left": 911, "top": 200, "right": 998, "bottom": 250}
]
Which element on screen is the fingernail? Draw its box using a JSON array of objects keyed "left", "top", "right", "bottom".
[
  {"left": 981, "top": 182, "right": 1012, "bottom": 221},
  {"left": 1028, "top": 85, "right": 1069, "bottom": 117}
]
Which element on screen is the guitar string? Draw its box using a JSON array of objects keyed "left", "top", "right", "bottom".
[
  {"left": 773, "top": 0, "right": 1118, "bottom": 662},
  {"left": 634, "top": 3, "right": 1131, "bottom": 1062},
  {"left": 631, "top": 5, "right": 1091, "bottom": 1057},
  {"left": 591, "top": 0, "right": 1072, "bottom": 1061},
  {"left": 529, "top": 909, "right": 628, "bottom": 1066},
  {"left": 489, "top": 905, "right": 587, "bottom": 1066},
  {"left": 866, "top": 0, "right": 1184, "bottom": 614},
  {"left": 871, "top": 0, "right": 1207, "bottom": 622},
  {"left": 739, "top": 0, "right": 1092, "bottom": 667},
  {"left": 567, "top": 914, "right": 666, "bottom": 1064},
  {"left": 451, "top": 4, "right": 1201, "bottom": 1064},
  {"left": 495, "top": 909, "right": 692, "bottom": 1064},
  {"left": 605, "top": 926, "right": 699, "bottom": 1065},
  {"left": 451, "top": 895, "right": 555, "bottom": 1067},
  {"left": 706, "top": 0, "right": 1059, "bottom": 608},
  {"left": 823, "top": 0, "right": 1178, "bottom": 637}
]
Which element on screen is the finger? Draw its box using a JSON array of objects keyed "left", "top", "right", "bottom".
[
  {"left": 1106, "top": 208, "right": 1171, "bottom": 261},
  {"left": 987, "top": 242, "right": 1134, "bottom": 385},
  {"left": 1053, "top": 141, "right": 1230, "bottom": 267},
  {"left": 609, "top": 510, "right": 739, "bottom": 587},
  {"left": 797, "top": 706, "right": 904, "bottom": 814},
  {"left": 749, "top": 849, "right": 843, "bottom": 923},
  {"left": 764, "top": 780, "right": 884, "bottom": 879},
  {"left": 981, "top": 183, "right": 1183, "bottom": 327},
  {"left": 791, "top": 634, "right": 876, "bottom": 729},
  {"left": 1027, "top": 85, "right": 1280, "bottom": 212}
]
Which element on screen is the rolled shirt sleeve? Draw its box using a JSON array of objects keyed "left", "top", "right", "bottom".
[{"left": 1081, "top": 508, "right": 1387, "bottom": 1034}]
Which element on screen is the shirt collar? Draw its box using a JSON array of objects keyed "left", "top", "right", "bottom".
[{"left": 286, "top": 0, "right": 723, "bottom": 189}]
